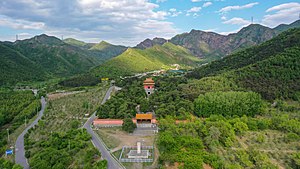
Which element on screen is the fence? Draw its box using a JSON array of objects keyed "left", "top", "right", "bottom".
[{"left": 119, "top": 146, "right": 154, "bottom": 163}]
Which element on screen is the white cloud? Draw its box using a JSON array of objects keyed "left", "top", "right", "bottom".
[
  {"left": 221, "top": 16, "right": 227, "bottom": 20},
  {"left": 169, "top": 8, "right": 177, "bottom": 12},
  {"left": 188, "top": 7, "right": 202, "bottom": 13},
  {"left": 223, "top": 17, "right": 251, "bottom": 25},
  {"left": 266, "top": 2, "right": 299, "bottom": 12},
  {"left": 203, "top": 2, "right": 212, "bottom": 8},
  {"left": 191, "top": 0, "right": 201, "bottom": 2},
  {"left": 0, "top": 15, "right": 45, "bottom": 30},
  {"left": 219, "top": 2, "right": 259, "bottom": 13},
  {"left": 0, "top": 0, "right": 179, "bottom": 46},
  {"left": 262, "top": 2, "right": 300, "bottom": 27},
  {"left": 168, "top": 8, "right": 182, "bottom": 17}
]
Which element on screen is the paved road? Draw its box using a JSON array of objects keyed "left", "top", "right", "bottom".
[
  {"left": 84, "top": 86, "right": 125, "bottom": 169},
  {"left": 15, "top": 97, "right": 46, "bottom": 169}
]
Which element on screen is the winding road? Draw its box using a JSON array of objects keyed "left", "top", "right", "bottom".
[
  {"left": 83, "top": 86, "right": 125, "bottom": 169},
  {"left": 15, "top": 96, "right": 46, "bottom": 169}
]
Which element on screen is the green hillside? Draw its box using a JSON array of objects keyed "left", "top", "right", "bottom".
[
  {"left": 0, "top": 35, "right": 102, "bottom": 86},
  {"left": 92, "top": 42, "right": 201, "bottom": 78},
  {"left": 89, "top": 41, "right": 127, "bottom": 60},
  {"left": 188, "top": 28, "right": 300, "bottom": 100},
  {"left": 230, "top": 47, "right": 300, "bottom": 100},
  {"left": 274, "top": 20, "right": 300, "bottom": 33},
  {"left": 90, "top": 41, "right": 112, "bottom": 50},
  {"left": 0, "top": 44, "right": 47, "bottom": 86},
  {"left": 188, "top": 28, "right": 300, "bottom": 79},
  {"left": 63, "top": 38, "right": 86, "bottom": 47}
]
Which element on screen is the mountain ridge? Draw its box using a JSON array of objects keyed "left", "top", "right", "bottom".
[
  {"left": 188, "top": 28, "right": 300, "bottom": 100},
  {"left": 136, "top": 20, "right": 300, "bottom": 61}
]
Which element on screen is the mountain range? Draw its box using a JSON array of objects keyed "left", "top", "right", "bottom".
[
  {"left": 0, "top": 35, "right": 126, "bottom": 86},
  {"left": 137, "top": 20, "right": 300, "bottom": 61},
  {"left": 0, "top": 20, "right": 299, "bottom": 86}
]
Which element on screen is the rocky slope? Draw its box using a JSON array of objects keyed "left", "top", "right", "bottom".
[{"left": 135, "top": 37, "right": 167, "bottom": 49}]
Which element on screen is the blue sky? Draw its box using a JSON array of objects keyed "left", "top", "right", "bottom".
[{"left": 0, "top": 0, "right": 299, "bottom": 46}]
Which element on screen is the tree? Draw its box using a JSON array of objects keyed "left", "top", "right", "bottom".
[
  {"left": 234, "top": 122, "right": 248, "bottom": 135},
  {"left": 122, "top": 118, "right": 136, "bottom": 133},
  {"left": 12, "top": 164, "right": 23, "bottom": 169}
]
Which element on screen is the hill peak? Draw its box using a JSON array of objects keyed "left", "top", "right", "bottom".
[
  {"left": 135, "top": 37, "right": 167, "bottom": 49},
  {"left": 99, "top": 40, "right": 111, "bottom": 45},
  {"left": 63, "top": 38, "right": 86, "bottom": 47},
  {"left": 16, "top": 34, "right": 63, "bottom": 46}
]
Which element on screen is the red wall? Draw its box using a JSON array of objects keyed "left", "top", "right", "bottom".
[{"left": 144, "top": 85, "right": 154, "bottom": 89}]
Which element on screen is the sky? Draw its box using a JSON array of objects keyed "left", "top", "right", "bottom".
[{"left": 0, "top": 0, "right": 299, "bottom": 46}]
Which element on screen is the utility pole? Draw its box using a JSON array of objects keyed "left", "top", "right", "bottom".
[
  {"left": 16, "top": 34, "right": 18, "bottom": 41},
  {"left": 251, "top": 16, "right": 254, "bottom": 24}
]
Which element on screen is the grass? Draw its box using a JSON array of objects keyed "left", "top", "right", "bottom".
[
  {"left": 95, "top": 127, "right": 157, "bottom": 169},
  {"left": 113, "top": 149, "right": 122, "bottom": 159},
  {"left": 96, "top": 129, "right": 121, "bottom": 149}
]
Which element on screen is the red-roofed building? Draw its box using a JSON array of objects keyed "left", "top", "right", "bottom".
[{"left": 93, "top": 119, "right": 124, "bottom": 128}]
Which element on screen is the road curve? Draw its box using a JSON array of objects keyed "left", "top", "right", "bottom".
[
  {"left": 15, "top": 97, "right": 46, "bottom": 169},
  {"left": 84, "top": 86, "right": 125, "bottom": 169}
]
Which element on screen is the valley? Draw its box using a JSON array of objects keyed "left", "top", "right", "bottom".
[{"left": 0, "top": 7, "right": 299, "bottom": 168}]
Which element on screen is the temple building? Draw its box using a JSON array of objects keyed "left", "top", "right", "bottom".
[
  {"left": 134, "top": 113, "right": 156, "bottom": 124},
  {"left": 143, "top": 78, "right": 155, "bottom": 96}
]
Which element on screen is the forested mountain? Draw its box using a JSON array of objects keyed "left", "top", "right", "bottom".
[
  {"left": 89, "top": 41, "right": 127, "bottom": 60},
  {"left": 64, "top": 39, "right": 127, "bottom": 61},
  {"left": 0, "top": 44, "right": 47, "bottom": 85},
  {"left": 274, "top": 20, "right": 300, "bottom": 33},
  {"left": 92, "top": 42, "right": 201, "bottom": 78},
  {"left": 0, "top": 35, "right": 128, "bottom": 86},
  {"left": 188, "top": 28, "right": 300, "bottom": 100},
  {"left": 0, "top": 35, "right": 102, "bottom": 85}
]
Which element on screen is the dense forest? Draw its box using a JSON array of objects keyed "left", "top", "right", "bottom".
[
  {"left": 25, "top": 128, "right": 106, "bottom": 169},
  {"left": 188, "top": 28, "right": 300, "bottom": 101},
  {"left": 58, "top": 74, "right": 100, "bottom": 87},
  {"left": 0, "top": 90, "right": 40, "bottom": 155},
  {"left": 232, "top": 47, "right": 300, "bottom": 100}
]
